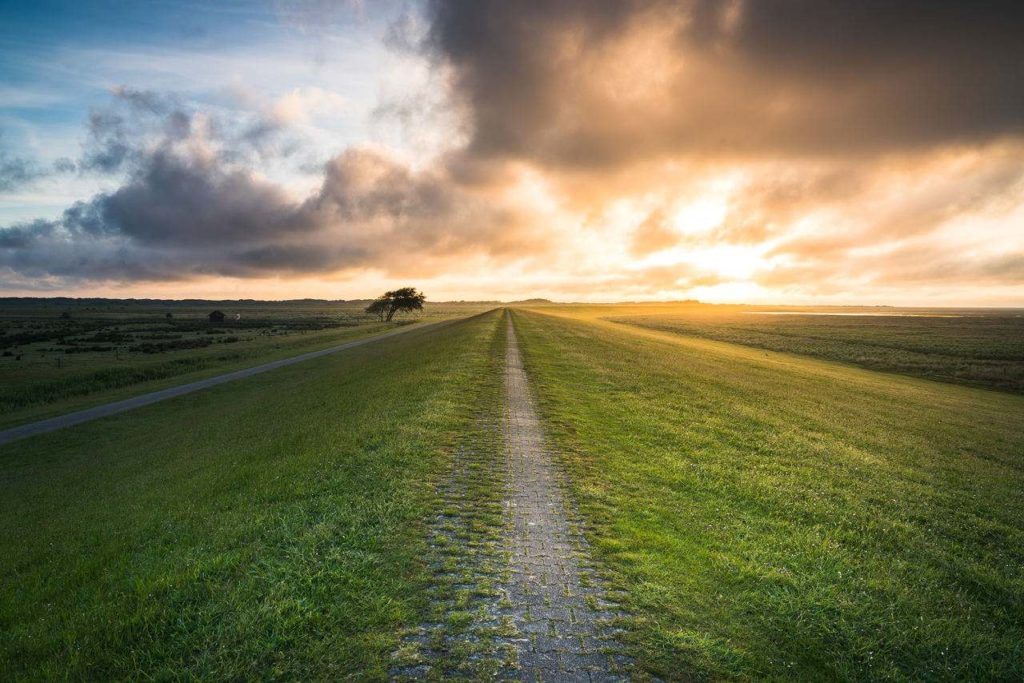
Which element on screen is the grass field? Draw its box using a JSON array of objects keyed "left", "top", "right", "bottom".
[
  {"left": 604, "top": 306, "right": 1024, "bottom": 393},
  {"left": 0, "top": 299, "right": 491, "bottom": 428},
  {"left": 4, "top": 301, "right": 1023, "bottom": 680},
  {"left": 0, "top": 309, "right": 504, "bottom": 680},
  {"left": 511, "top": 307, "right": 1024, "bottom": 680}
]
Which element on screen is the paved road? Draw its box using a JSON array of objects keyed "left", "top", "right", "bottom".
[{"left": 0, "top": 318, "right": 456, "bottom": 447}]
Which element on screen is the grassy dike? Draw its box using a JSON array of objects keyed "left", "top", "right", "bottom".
[
  {"left": 510, "top": 309, "right": 1024, "bottom": 681},
  {"left": 0, "top": 310, "right": 503, "bottom": 680},
  {"left": 0, "top": 320, "right": 400, "bottom": 430}
]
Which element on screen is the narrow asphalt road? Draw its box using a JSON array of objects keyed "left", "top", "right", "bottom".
[{"left": 0, "top": 318, "right": 458, "bottom": 447}]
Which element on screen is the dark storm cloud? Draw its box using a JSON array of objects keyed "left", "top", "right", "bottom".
[
  {"left": 426, "top": 0, "right": 1024, "bottom": 167},
  {"left": 0, "top": 98, "right": 527, "bottom": 282},
  {"left": 0, "top": 220, "right": 54, "bottom": 248}
]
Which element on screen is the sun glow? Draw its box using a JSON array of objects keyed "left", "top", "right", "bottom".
[
  {"left": 632, "top": 243, "right": 767, "bottom": 281},
  {"left": 690, "top": 244, "right": 765, "bottom": 279},
  {"left": 670, "top": 197, "right": 729, "bottom": 236}
]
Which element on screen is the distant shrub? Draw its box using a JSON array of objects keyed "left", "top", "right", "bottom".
[
  {"left": 129, "top": 338, "right": 214, "bottom": 354},
  {"left": 1, "top": 330, "right": 68, "bottom": 348},
  {"left": 134, "top": 333, "right": 183, "bottom": 341},
  {"left": 82, "top": 331, "right": 133, "bottom": 344},
  {"left": 64, "top": 346, "right": 115, "bottom": 354}
]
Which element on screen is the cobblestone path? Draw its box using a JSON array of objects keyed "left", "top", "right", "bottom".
[{"left": 392, "top": 313, "right": 630, "bottom": 681}]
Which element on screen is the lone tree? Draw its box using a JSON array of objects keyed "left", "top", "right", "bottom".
[{"left": 366, "top": 287, "right": 426, "bottom": 322}]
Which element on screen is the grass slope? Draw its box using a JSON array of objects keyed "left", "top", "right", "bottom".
[
  {"left": 512, "top": 309, "right": 1024, "bottom": 681},
  {"left": 0, "top": 321, "right": 396, "bottom": 430},
  {"left": 612, "top": 310, "right": 1024, "bottom": 394},
  {"left": 0, "top": 309, "right": 503, "bottom": 680},
  {"left": 0, "top": 301, "right": 491, "bottom": 429}
]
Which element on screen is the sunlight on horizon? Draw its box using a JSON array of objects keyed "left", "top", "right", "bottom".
[{"left": 0, "top": 1, "right": 1021, "bottom": 306}]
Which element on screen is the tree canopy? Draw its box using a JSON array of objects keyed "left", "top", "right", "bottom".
[{"left": 365, "top": 287, "right": 426, "bottom": 322}]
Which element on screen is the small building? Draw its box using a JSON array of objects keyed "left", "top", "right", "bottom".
[{"left": 208, "top": 310, "right": 226, "bottom": 323}]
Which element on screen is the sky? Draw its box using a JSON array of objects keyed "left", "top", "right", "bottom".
[{"left": 1, "top": 0, "right": 1023, "bottom": 305}]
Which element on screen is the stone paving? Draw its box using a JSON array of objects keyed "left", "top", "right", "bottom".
[
  {"left": 390, "top": 415, "right": 518, "bottom": 680},
  {"left": 391, "top": 314, "right": 630, "bottom": 681}
]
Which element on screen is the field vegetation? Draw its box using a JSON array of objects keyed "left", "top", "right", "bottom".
[
  {"left": 606, "top": 306, "right": 1024, "bottom": 393},
  {"left": 4, "top": 300, "right": 1023, "bottom": 680},
  {"left": 512, "top": 307, "right": 1024, "bottom": 680},
  {"left": 0, "top": 298, "right": 491, "bottom": 428},
  {"left": 0, "top": 309, "right": 504, "bottom": 679}
]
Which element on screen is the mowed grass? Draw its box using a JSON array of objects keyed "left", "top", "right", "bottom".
[
  {"left": 0, "top": 309, "right": 503, "bottom": 680},
  {"left": 0, "top": 321, "right": 395, "bottom": 429},
  {"left": 0, "top": 300, "right": 491, "bottom": 429},
  {"left": 611, "top": 309, "right": 1024, "bottom": 394},
  {"left": 511, "top": 309, "right": 1024, "bottom": 681}
]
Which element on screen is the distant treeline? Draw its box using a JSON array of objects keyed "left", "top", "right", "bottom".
[{"left": 0, "top": 297, "right": 504, "bottom": 306}]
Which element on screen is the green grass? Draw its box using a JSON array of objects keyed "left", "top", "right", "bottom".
[
  {"left": 0, "top": 309, "right": 502, "bottom": 680},
  {"left": 511, "top": 309, "right": 1024, "bottom": 681},
  {"left": 0, "top": 300, "right": 490, "bottom": 429},
  {"left": 6, "top": 302, "right": 1022, "bottom": 679},
  {"left": 611, "top": 309, "right": 1024, "bottom": 393}
]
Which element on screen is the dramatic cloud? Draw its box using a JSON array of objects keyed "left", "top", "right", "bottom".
[
  {"left": 417, "top": 0, "right": 1024, "bottom": 301},
  {"left": 0, "top": 89, "right": 539, "bottom": 284},
  {"left": 2, "top": 1, "right": 1024, "bottom": 302},
  {"left": 428, "top": 0, "right": 1024, "bottom": 167}
]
